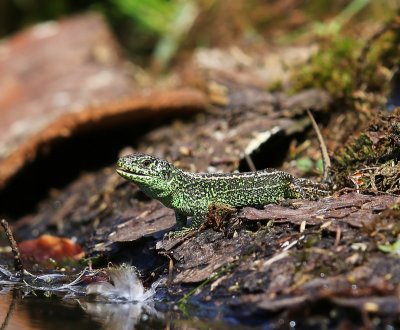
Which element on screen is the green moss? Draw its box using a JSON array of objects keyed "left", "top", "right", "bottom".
[
  {"left": 291, "top": 21, "right": 399, "bottom": 101},
  {"left": 378, "top": 240, "right": 400, "bottom": 256},
  {"left": 335, "top": 133, "right": 374, "bottom": 168},
  {"left": 332, "top": 111, "right": 400, "bottom": 192},
  {"left": 292, "top": 35, "right": 361, "bottom": 99}
]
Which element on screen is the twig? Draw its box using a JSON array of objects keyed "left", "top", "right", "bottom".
[
  {"left": 168, "top": 257, "right": 174, "bottom": 286},
  {"left": 263, "top": 251, "right": 290, "bottom": 268},
  {"left": 244, "top": 154, "right": 257, "bottom": 172},
  {"left": 0, "top": 220, "right": 24, "bottom": 277},
  {"left": 335, "top": 226, "right": 342, "bottom": 247},
  {"left": 306, "top": 109, "right": 331, "bottom": 183}
]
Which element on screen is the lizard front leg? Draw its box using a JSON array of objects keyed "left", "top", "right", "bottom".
[
  {"left": 190, "top": 213, "right": 206, "bottom": 229},
  {"left": 175, "top": 211, "right": 187, "bottom": 230},
  {"left": 168, "top": 213, "right": 206, "bottom": 238}
]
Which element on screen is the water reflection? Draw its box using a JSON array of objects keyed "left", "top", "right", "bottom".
[
  {"left": 81, "top": 264, "right": 164, "bottom": 329},
  {"left": 0, "top": 289, "right": 164, "bottom": 330},
  {"left": 0, "top": 264, "right": 166, "bottom": 329},
  {"left": 80, "top": 301, "right": 163, "bottom": 330},
  {"left": 0, "top": 290, "right": 100, "bottom": 330}
]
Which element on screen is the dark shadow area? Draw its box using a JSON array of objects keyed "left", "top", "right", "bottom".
[
  {"left": 107, "top": 239, "right": 168, "bottom": 284},
  {"left": 0, "top": 1, "right": 100, "bottom": 37},
  {"left": 229, "top": 299, "right": 368, "bottom": 329},
  {"left": 286, "top": 299, "right": 371, "bottom": 329},
  {"left": 0, "top": 119, "right": 171, "bottom": 220},
  {"left": 238, "top": 131, "right": 302, "bottom": 172},
  {"left": 23, "top": 295, "right": 101, "bottom": 330}
]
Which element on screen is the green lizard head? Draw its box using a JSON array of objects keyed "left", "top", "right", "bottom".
[{"left": 116, "top": 153, "right": 177, "bottom": 199}]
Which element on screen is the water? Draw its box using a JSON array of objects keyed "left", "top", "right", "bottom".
[
  {"left": 0, "top": 264, "right": 167, "bottom": 329},
  {"left": 0, "top": 288, "right": 257, "bottom": 330},
  {"left": 0, "top": 265, "right": 249, "bottom": 330},
  {"left": 0, "top": 289, "right": 165, "bottom": 330}
]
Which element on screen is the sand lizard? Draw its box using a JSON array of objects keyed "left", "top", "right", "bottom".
[
  {"left": 116, "top": 153, "right": 330, "bottom": 235},
  {"left": 116, "top": 110, "right": 331, "bottom": 235}
]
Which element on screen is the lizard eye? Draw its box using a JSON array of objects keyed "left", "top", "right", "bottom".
[{"left": 142, "top": 159, "right": 151, "bottom": 167}]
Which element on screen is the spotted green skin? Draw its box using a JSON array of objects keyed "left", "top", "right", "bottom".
[{"left": 116, "top": 153, "right": 330, "bottom": 233}]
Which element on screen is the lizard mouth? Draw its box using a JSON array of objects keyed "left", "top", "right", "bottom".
[{"left": 116, "top": 168, "right": 150, "bottom": 178}]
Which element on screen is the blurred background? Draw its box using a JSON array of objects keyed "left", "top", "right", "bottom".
[{"left": 1, "top": 0, "right": 398, "bottom": 71}]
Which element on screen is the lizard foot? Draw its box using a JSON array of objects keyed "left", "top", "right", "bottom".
[{"left": 166, "top": 227, "right": 198, "bottom": 239}]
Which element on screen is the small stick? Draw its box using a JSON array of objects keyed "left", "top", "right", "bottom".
[
  {"left": 167, "top": 257, "right": 174, "bottom": 286},
  {"left": 335, "top": 226, "right": 341, "bottom": 247},
  {"left": 244, "top": 154, "right": 257, "bottom": 172},
  {"left": 306, "top": 109, "right": 331, "bottom": 183},
  {"left": 1, "top": 219, "right": 24, "bottom": 277}
]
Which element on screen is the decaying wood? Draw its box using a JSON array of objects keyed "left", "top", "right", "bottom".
[{"left": 0, "top": 13, "right": 208, "bottom": 190}]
